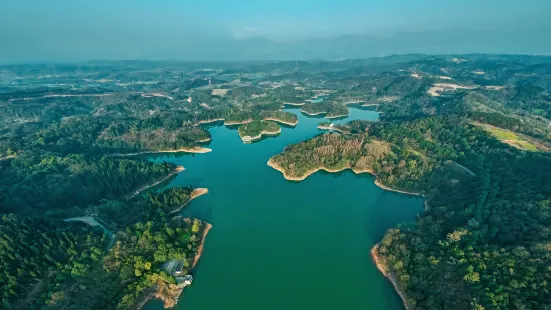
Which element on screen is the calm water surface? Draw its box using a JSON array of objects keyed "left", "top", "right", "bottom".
[{"left": 144, "top": 107, "right": 422, "bottom": 310}]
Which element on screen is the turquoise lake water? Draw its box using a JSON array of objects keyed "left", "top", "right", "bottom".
[{"left": 143, "top": 107, "right": 423, "bottom": 310}]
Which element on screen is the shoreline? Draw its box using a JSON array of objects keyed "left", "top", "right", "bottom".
[
  {"left": 240, "top": 128, "right": 282, "bottom": 143},
  {"left": 142, "top": 190, "right": 210, "bottom": 309},
  {"left": 263, "top": 117, "right": 298, "bottom": 126},
  {"left": 127, "top": 166, "right": 185, "bottom": 199},
  {"left": 300, "top": 109, "right": 327, "bottom": 116},
  {"left": 169, "top": 188, "right": 209, "bottom": 215},
  {"left": 195, "top": 117, "right": 299, "bottom": 127},
  {"left": 194, "top": 118, "right": 224, "bottom": 126},
  {"left": 136, "top": 287, "right": 156, "bottom": 309},
  {"left": 283, "top": 102, "right": 305, "bottom": 106},
  {"left": 317, "top": 125, "right": 347, "bottom": 133},
  {"left": 192, "top": 223, "right": 212, "bottom": 269},
  {"left": 371, "top": 244, "right": 411, "bottom": 310},
  {"left": 108, "top": 147, "right": 212, "bottom": 157},
  {"left": 224, "top": 119, "right": 253, "bottom": 126},
  {"left": 325, "top": 114, "right": 349, "bottom": 119},
  {"left": 267, "top": 159, "right": 422, "bottom": 196},
  {"left": 195, "top": 137, "right": 212, "bottom": 143},
  {"left": 190, "top": 188, "right": 209, "bottom": 200}
]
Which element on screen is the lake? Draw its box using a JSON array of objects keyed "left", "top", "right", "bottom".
[{"left": 143, "top": 107, "right": 423, "bottom": 310}]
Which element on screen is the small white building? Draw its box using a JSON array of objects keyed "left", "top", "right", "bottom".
[
  {"left": 176, "top": 275, "right": 193, "bottom": 288},
  {"left": 182, "top": 275, "right": 193, "bottom": 285}
]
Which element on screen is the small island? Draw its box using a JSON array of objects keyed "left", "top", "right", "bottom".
[{"left": 238, "top": 120, "right": 281, "bottom": 143}]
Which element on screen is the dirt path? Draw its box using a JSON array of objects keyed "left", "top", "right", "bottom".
[{"left": 0, "top": 155, "right": 15, "bottom": 161}]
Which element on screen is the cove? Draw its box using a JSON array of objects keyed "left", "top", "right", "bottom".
[{"left": 143, "top": 107, "right": 423, "bottom": 310}]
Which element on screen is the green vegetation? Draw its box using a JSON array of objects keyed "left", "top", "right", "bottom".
[
  {"left": 270, "top": 133, "right": 393, "bottom": 179},
  {"left": 301, "top": 102, "right": 328, "bottom": 115},
  {"left": 486, "top": 127, "right": 523, "bottom": 140},
  {"left": 223, "top": 111, "right": 255, "bottom": 124},
  {"left": 271, "top": 115, "right": 551, "bottom": 309},
  {"left": 3, "top": 54, "right": 551, "bottom": 309},
  {"left": 64, "top": 188, "right": 208, "bottom": 310},
  {"left": 326, "top": 104, "right": 349, "bottom": 118},
  {"left": 0, "top": 154, "right": 175, "bottom": 215},
  {"left": 238, "top": 120, "right": 280, "bottom": 140},
  {"left": 477, "top": 124, "right": 540, "bottom": 151},
  {"left": 271, "top": 85, "right": 314, "bottom": 104},
  {"left": 301, "top": 102, "right": 349, "bottom": 118},
  {"left": 0, "top": 188, "right": 208, "bottom": 310},
  {"left": 469, "top": 111, "right": 551, "bottom": 144},
  {"left": 0, "top": 215, "right": 107, "bottom": 309},
  {"left": 318, "top": 122, "right": 350, "bottom": 133},
  {"left": 259, "top": 110, "right": 298, "bottom": 125},
  {"left": 0, "top": 63, "right": 219, "bottom": 309}
]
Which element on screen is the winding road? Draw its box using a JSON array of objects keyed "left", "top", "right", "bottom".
[{"left": 64, "top": 217, "right": 116, "bottom": 249}]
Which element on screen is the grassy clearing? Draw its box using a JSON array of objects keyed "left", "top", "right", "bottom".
[
  {"left": 486, "top": 127, "right": 522, "bottom": 141},
  {"left": 481, "top": 125, "right": 539, "bottom": 151},
  {"left": 505, "top": 140, "right": 539, "bottom": 151}
]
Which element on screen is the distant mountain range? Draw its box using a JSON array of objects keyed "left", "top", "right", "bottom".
[
  {"left": 2, "top": 26, "right": 550, "bottom": 64},
  {"left": 149, "top": 27, "right": 551, "bottom": 61}
]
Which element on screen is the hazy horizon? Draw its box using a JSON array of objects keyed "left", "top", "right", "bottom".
[{"left": 2, "top": 0, "right": 551, "bottom": 63}]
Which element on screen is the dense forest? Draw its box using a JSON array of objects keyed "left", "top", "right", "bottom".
[
  {"left": 270, "top": 115, "right": 551, "bottom": 309},
  {"left": 259, "top": 110, "right": 298, "bottom": 125},
  {"left": 238, "top": 120, "right": 280, "bottom": 141},
  {"left": 0, "top": 188, "right": 208, "bottom": 310},
  {"left": 0, "top": 215, "right": 107, "bottom": 309},
  {"left": 375, "top": 117, "right": 551, "bottom": 309},
  {"left": 2, "top": 54, "right": 551, "bottom": 309},
  {"left": 0, "top": 154, "right": 176, "bottom": 216},
  {"left": 300, "top": 101, "right": 349, "bottom": 118}
]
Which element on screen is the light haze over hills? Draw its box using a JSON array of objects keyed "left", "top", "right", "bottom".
[{"left": 1, "top": 0, "right": 550, "bottom": 63}]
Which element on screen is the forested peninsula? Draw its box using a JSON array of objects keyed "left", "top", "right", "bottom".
[
  {"left": 238, "top": 120, "right": 281, "bottom": 142},
  {"left": 270, "top": 116, "right": 551, "bottom": 309},
  {"left": 1, "top": 187, "right": 211, "bottom": 309},
  {"left": 300, "top": 102, "right": 349, "bottom": 119}
]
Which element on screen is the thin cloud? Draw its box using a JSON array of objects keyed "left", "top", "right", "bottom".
[{"left": 231, "top": 26, "right": 262, "bottom": 39}]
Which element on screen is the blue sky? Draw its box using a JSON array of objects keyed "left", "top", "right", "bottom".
[{"left": 1, "top": 0, "right": 550, "bottom": 62}]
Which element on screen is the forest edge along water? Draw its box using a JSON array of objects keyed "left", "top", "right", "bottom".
[
  {"left": 267, "top": 158, "right": 423, "bottom": 197},
  {"left": 371, "top": 244, "right": 411, "bottom": 310},
  {"left": 143, "top": 106, "right": 423, "bottom": 310}
]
